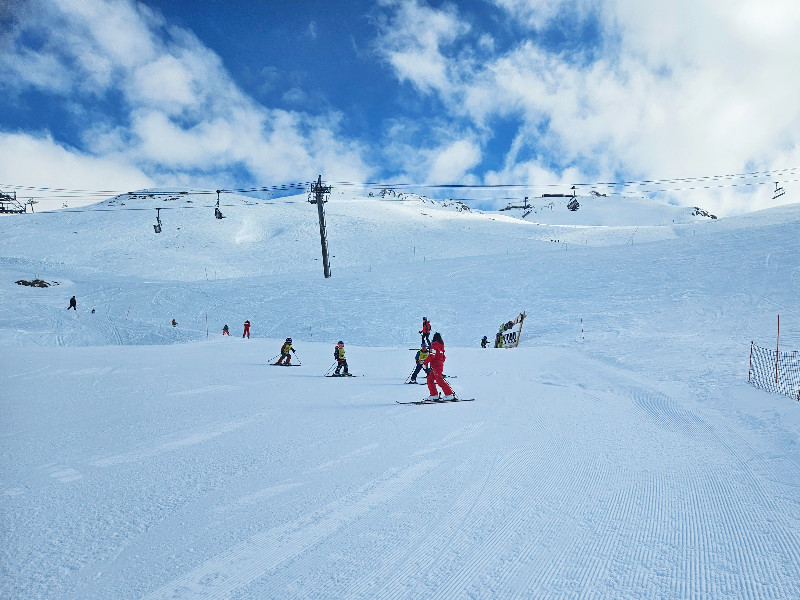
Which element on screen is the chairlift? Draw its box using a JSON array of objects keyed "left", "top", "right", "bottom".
[
  {"left": 773, "top": 182, "right": 786, "bottom": 200},
  {"left": 214, "top": 190, "right": 224, "bottom": 219},
  {"left": 153, "top": 207, "right": 162, "bottom": 233}
]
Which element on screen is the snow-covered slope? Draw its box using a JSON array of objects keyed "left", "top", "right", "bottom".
[{"left": 2, "top": 193, "right": 800, "bottom": 599}]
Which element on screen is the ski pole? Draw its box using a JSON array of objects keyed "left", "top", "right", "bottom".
[
  {"left": 267, "top": 354, "right": 279, "bottom": 364},
  {"left": 292, "top": 352, "right": 302, "bottom": 365},
  {"left": 404, "top": 367, "right": 417, "bottom": 384},
  {"left": 324, "top": 362, "right": 337, "bottom": 376}
]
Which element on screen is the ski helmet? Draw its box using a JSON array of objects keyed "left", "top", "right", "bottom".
[
  {"left": 286, "top": 337, "right": 292, "bottom": 342},
  {"left": 337, "top": 340, "right": 344, "bottom": 345}
]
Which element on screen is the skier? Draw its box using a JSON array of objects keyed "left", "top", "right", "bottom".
[
  {"left": 419, "top": 317, "right": 431, "bottom": 346},
  {"left": 275, "top": 337, "right": 296, "bottom": 365},
  {"left": 333, "top": 341, "right": 349, "bottom": 375},
  {"left": 171, "top": 318, "right": 178, "bottom": 327},
  {"left": 91, "top": 308, "right": 95, "bottom": 314},
  {"left": 222, "top": 324, "right": 230, "bottom": 336},
  {"left": 481, "top": 335, "right": 488, "bottom": 348},
  {"left": 67, "top": 295, "right": 77, "bottom": 310},
  {"left": 407, "top": 343, "right": 430, "bottom": 383},
  {"left": 242, "top": 320, "right": 250, "bottom": 339},
  {"left": 423, "top": 332, "right": 455, "bottom": 401}
]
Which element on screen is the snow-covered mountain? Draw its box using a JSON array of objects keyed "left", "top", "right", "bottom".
[{"left": 2, "top": 192, "right": 800, "bottom": 599}]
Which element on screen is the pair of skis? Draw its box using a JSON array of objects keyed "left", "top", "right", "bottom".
[{"left": 396, "top": 396, "right": 474, "bottom": 405}]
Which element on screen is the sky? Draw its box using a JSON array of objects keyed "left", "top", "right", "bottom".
[{"left": 1, "top": 0, "right": 799, "bottom": 214}]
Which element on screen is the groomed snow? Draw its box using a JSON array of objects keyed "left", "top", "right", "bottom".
[{"left": 2, "top": 192, "right": 800, "bottom": 599}]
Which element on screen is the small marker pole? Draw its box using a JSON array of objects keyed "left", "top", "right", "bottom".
[{"left": 775, "top": 315, "right": 780, "bottom": 384}]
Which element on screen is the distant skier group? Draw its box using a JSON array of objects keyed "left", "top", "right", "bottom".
[{"left": 69, "top": 296, "right": 466, "bottom": 401}]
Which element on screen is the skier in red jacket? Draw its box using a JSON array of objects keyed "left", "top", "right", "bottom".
[
  {"left": 242, "top": 320, "right": 250, "bottom": 338},
  {"left": 423, "top": 332, "right": 454, "bottom": 401},
  {"left": 419, "top": 317, "right": 431, "bottom": 346}
]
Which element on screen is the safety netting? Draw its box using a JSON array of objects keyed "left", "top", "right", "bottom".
[{"left": 749, "top": 342, "right": 800, "bottom": 401}]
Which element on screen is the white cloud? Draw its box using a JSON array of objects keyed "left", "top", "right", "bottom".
[
  {"left": 377, "top": 0, "right": 800, "bottom": 215},
  {"left": 0, "top": 0, "right": 373, "bottom": 196},
  {"left": 375, "top": 0, "right": 469, "bottom": 94},
  {"left": 0, "top": 131, "right": 154, "bottom": 210},
  {"left": 428, "top": 139, "right": 482, "bottom": 182}
]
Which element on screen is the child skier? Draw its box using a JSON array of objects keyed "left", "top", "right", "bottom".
[
  {"left": 333, "top": 341, "right": 349, "bottom": 375},
  {"left": 275, "top": 338, "right": 295, "bottom": 365},
  {"left": 242, "top": 320, "right": 250, "bottom": 338},
  {"left": 423, "top": 332, "right": 455, "bottom": 401},
  {"left": 171, "top": 319, "right": 177, "bottom": 327},
  {"left": 222, "top": 324, "right": 230, "bottom": 336},
  {"left": 481, "top": 335, "right": 488, "bottom": 348},
  {"left": 419, "top": 317, "right": 431, "bottom": 346},
  {"left": 407, "top": 343, "right": 430, "bottom": 383}
]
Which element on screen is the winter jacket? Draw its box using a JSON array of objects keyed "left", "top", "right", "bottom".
[
  {"left": 421, "top": 320, "right": 431, "bottom": 334},
  {"left": 281, "top": 342, "right": 294, "bottom": 355},
  {"left": 423, "top": 340, "right": 445, "bottom": 372},
  {"left": 415, "top": 348, "right": 430, "bottom": 364},
  {"left": 334, "top": 346, "right": 346, "bottom": 360}
]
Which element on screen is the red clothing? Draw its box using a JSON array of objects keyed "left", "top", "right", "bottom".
[
  {"left": 423, "top": 340, "right": 445, "bottom": 372},
  {"left": 422, "top": 320, "right": 431, "bottom": 334},
  {"left": 426, "top": 369, "right": 453, "bottom": 397},
  {"left": 243, "top": 320, "right": 250, "bottom": 338}
]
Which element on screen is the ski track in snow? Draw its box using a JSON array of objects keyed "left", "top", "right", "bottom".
[
  {"left": 140, "top": 460, "right": 439, "bottom": 600},
  {"left": 2, "top": 195, "right": 800, "bottom": 599}
]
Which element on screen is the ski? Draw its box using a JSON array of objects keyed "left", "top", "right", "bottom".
[
  {"left": 271, "top": 363, "right": 301, "bottom": 367},
  {"left": 326, "top": 373, "right": 356, "bottom": 377},
  {"left": 396, "top": 398, "right": 475, "bottom": 405}
]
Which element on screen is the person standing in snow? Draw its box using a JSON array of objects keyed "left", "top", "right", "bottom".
[
  {"left": 481, "top": 335, "right": 488, "bottom": 348},
  {"left": 67, "top": 295, "right": 77, "bottom": 310},
  {"left": 419, "top": 317, "right": 431, "bottom": 346},
  {"left": 275, "top": 338, "right": 295, "bottom": 365},
  {"left": 407, "top": 343, "right": 431, "bottom": 384},
  {"left": 171, "top": 318, "right": 177, "bottom": 327},
  {"left": 222, "top": 324, "right": 230, "bottom": 336},
  {"left": 423, "top": 332, "right": 455, "bottom": 401},
  {"left": 242, "top": 320, "right": 250, "bottom": 338},
  {"left": 333, "top": 341, "right": 349, "bottom": 375}
]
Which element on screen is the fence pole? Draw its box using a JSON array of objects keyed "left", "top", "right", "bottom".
[
  {"left": 776, "top": 315, "right": 780, "bottom": 383},
  {"left": 748, "top": 341, "right": 753, "bottom": 382}
]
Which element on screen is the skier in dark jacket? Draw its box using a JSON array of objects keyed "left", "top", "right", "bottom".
[
  {"left": 333, "top": 341, "right": 349, "bottom": 375},
  {"left": 408, "top": 343, "right": 431, "bottom": 383},
  {"left": 67, "top": 296, "right": 77, "bottom": 310},
  {"left": 481, "top": 336, "right": 488, "bottom": 348}
]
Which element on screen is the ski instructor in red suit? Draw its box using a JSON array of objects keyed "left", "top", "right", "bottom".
[{"left": 423, "top": 332, "right": 455, "bottom": 400}]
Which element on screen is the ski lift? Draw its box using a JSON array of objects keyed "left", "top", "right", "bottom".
[
  {"left": 153, "top": 207, "right": 162, "bottom": 233},
  {"left": 214, "top": 190, "right": 224, "bottom": 219},
  {"left": 773, "top": 182, "right": 785, "bottom": 200}
]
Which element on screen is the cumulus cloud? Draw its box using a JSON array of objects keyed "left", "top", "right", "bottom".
[
  {"left": 0, "top": 0, "right": 373, "bottom": 205},
  {"left": 0, "top": 131, "right": 154, "bottom": 210},
  {"left": 376, "top": 0, "right": 800, "bottom": 215}
]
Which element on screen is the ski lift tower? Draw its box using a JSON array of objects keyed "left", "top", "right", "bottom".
[{"left": 308, "top": 175, "right": 332, "bottom": 278}]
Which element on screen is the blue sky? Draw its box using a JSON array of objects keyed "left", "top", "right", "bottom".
[{"left": 1, "top": 0, "right": 799, "bottom": 213}]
